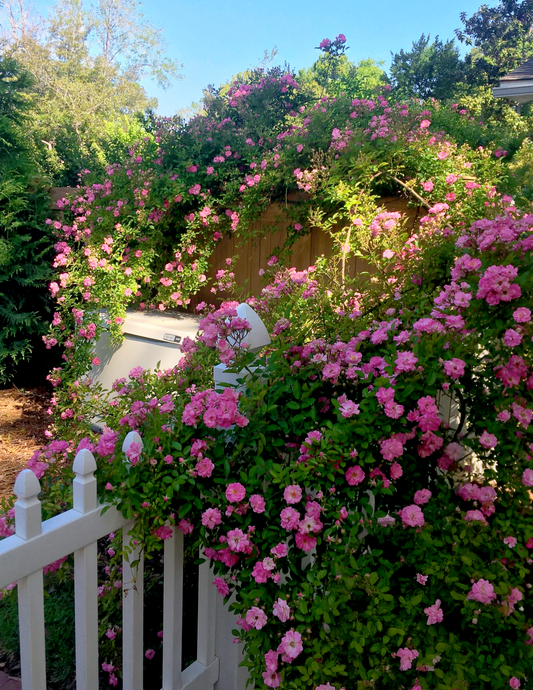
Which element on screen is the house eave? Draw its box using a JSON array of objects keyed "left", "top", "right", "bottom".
[{"left": 492, "top": 84, "right": 533, "bottom": 102}]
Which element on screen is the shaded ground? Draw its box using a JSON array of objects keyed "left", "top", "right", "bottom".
[
  {"left": 0, "top": 385, "right": 56, "bottom": 687},
  {"left": 0, "top": 387, "right": 49, "bottom": 502}
]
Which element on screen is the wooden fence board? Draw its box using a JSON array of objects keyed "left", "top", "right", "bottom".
[{"left": 49, "top": 188, "right": 419, "bottom": 304}]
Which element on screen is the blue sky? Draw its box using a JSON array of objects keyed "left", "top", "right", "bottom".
[{"left": 31, "top": 0, "right": 486, "bottom": 115}]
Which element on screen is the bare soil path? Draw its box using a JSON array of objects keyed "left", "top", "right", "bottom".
[{"left": 0, "top": 387, "right": 49, "bottom": 502}]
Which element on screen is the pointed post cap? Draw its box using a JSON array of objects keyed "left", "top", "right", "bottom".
[
  {"left": 72, "top": 448, "right": 97, "bottom": 476},
  {"left": 14, "top": 469, "right": 41, "bottom": 499},
  {"left": 122, "top": 430, "right": 143, "bottom": 454}
]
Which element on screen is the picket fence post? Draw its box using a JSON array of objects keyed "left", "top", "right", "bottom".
[
  {"left": 162, "top": 527, "right": 184, "bottom": 689},
  {"left": 122, "top": 431, "right": 145, "bottom": 690},
  {"left": 14, "top": 470, "right": 47, "bottom": 690},
  {"left": 72, "top": 448, "right": 99, "bottom": 690}
]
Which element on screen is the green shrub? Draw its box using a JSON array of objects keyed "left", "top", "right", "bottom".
[{"left": 0, "top": 56, "right": 58, "bottom": 386}]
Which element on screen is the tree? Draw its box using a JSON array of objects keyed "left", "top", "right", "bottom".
[
  {"left": 390, "top": 34, "right": 466, "bottom": 100},
  {"left": 0, "top": 56, "right": 58, "bottom": 385},
  {"left": 91, "top": 0, "right": 181, "bottom": 88},
  {"left": 0, "top": 0, "right": 182, "bottom": 183},
  {"left": 298, "top": 34, "right": 388, "bottom": 101},
  {"left": 456, "top": 0, "right": 533, "bottom": 84}
]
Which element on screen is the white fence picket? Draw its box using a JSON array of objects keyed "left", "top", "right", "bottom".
[
  {"left": 122, "top": 524, "right": 145, "bottom": 690},
  {"left": 14, "top": 470, "right": 47, "bottom": 690},
  {"left": 72, "top": 449, "right": 99, "bottom": 690},
  {"left": 197, "top": 558, "right": 216, "bottom": 668},
  {"left": 162, "top": 527, "right": 183, "bottom": 689}
]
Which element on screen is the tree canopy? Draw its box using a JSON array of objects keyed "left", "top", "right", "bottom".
[
  {"left": 390, "top": 34, "right": 466, "bottom": 100},
  {"left": 0, "top": 0, "right": 182, "bottom": 183},
  {"left": 456, "top": 0, "right": 533, "bottom": 84}
]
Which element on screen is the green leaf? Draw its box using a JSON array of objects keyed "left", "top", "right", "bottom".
[{"left": 292, "top": 380, "right": 301, "bottom": 399}]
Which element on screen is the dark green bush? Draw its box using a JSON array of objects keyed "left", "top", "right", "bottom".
[{"left": 0, "top": 57, "right": 58, "bottom": 386}]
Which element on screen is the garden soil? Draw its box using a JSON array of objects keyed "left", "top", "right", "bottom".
[{"left": 0, "top": 387, "right": 49, "bottom": 502}]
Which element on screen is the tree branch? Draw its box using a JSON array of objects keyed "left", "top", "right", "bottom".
[{"left": 390, "top": 175, "right": 431, "bottom": 209}]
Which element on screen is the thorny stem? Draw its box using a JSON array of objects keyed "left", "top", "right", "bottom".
[
  {"left": 391, "top": 176, "right": 431, "bottom": 209},
  {"left": 341, "top": 226, "right": 352, "bottom": 285}
]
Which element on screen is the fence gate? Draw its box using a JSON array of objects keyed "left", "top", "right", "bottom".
[{"left": 0, "top": 433, "right": 249, "bottom": 690}]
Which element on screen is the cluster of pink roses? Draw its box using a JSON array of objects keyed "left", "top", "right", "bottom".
[{"left": 181, "top": 387, "right": 249, "bottom": 429}]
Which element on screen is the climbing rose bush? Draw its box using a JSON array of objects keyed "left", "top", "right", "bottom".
[
  {"left": 3, "top": 44, "right": 533, "bottom": 685},
  {"left": 12, "top": 198, "right": 532, "bottom": 689},
  {"left": 42, "top": 64, "right": 508, "bottom": 370}
]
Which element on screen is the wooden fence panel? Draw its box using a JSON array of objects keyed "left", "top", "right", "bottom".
[{"left": 50, "top": 188, "right": 420, "bottom": 305}]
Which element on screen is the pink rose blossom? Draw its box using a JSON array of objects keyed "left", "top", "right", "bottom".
[
  {"left": 414, "top": 489, "right": 432, "bottom": 505},
  {"left": 271, "top": 542, "right": 288, "bottom": 557},
  {"left": 399, "top": 505, "right": 424, "bottom": 527},
  {"left": 509, "top": 678, "right": 521, "bottom": 689},
  {"left": 246, "top": 606, "right": 268, "bottom": 630},
  {"left": 339, "top": 399, "right": 360, "bottom": 417},
  {"left": 504, "top": 329, "right": 522, "bottom": 347},
  {"left": 479, "top": 431, "right": 498, "bottom": 449},
  {"left": 250, "top": 494, "right": 266, "bottom": 513},
  {"left": 280, "top": 507, "right": 300, "bottom": 530},
  {"left": 226, "top": 482, "right": 246, "bottom": 503},
  {"left": 395, "top": 351, "right": 418, "bottom": 373},
  {"left": 467, "top": 578, "right": 496, "bottom": 605},
  {"left": 295, "top": 532, "right": 317, "bottom": 551},
  {"left": 416, "top": 573, "right": 428, "bottom": 585},
  {"left": 380, "top": 437, "right": 404, "bottom": 461},
  {"left": 522, "top": 468, "right": 533, "bottom": 486},
  {"left": 278, "top": 630, "right": 303, "bottom": 660},
  {"left": 212, "top": 577, "right": 229, "bottom": 596},
  {"left": 201, "top": 508, "right": 222, "bottom": 528},
  {"left": 251, "top": 561, "right": 271, "bottom": 583},
  {"left": 424, "top": 599, "right": 443, "bottom": 625},
  {"left": 265, "top": 649, "right": 278, "bottom": 671},
  {"left": 417, "top": 430, "right": 443, "bottom": 457},
  {"left": 464, "top": 510, "right": 487, "bottom": 525},
  {"left": 273, "top": 598, "right": 291, "bottom": 622},
  {"left": 397, "top": 647, "right": 419, "bottom": 670},
  {"left": 390, "top": 462, "right": 403, "bottom": 480},
  {"left": 443, "top": 358, "right": 465, "bottom": 378},
  {"left": 262, "top": 670, "right": 281, "bottom": 688},
  {"left": 196, "top": 456, "right": 214, "bottom": 477},
  {"left": 177, "top": 519, "right": 193, "bottom": 535},
  {"left": 284, "top": 485, "right": 302, "bottom": 504},
  {"left": 227, "top": 528, "right": 250, "bottom": 552},
  {"left": 125, "top": 441, "right": 142, "bottom": 465},
  {"left": 345, "top": 465, "right": 365, "bottom": 486},
  {"left": 503, "top": 536, "right": 517, "bottom": 548},
  {"left": 377, "top": 514, "right": 395, "bottom": 527},
  {"left": 513, "top": 307, "right": 531, "bottom": 323}
]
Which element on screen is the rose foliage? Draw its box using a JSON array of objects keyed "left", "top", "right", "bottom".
[
  {"left": 6, "top": 189, "right": 533, "bottom": 689},
  {"left": 42, "top": 61, "right": 510, "bottom": 362},
  {"left": 2, "top": 49, "right": 533, "bottom": 688}
]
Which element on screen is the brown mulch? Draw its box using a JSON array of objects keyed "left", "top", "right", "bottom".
[{"left": 0, "top": 387, "right": 50, "bottom": 503}]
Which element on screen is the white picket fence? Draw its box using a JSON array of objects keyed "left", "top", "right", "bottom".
[{"left": 0, "top": 431, "right": 249, "bottom": 690}]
